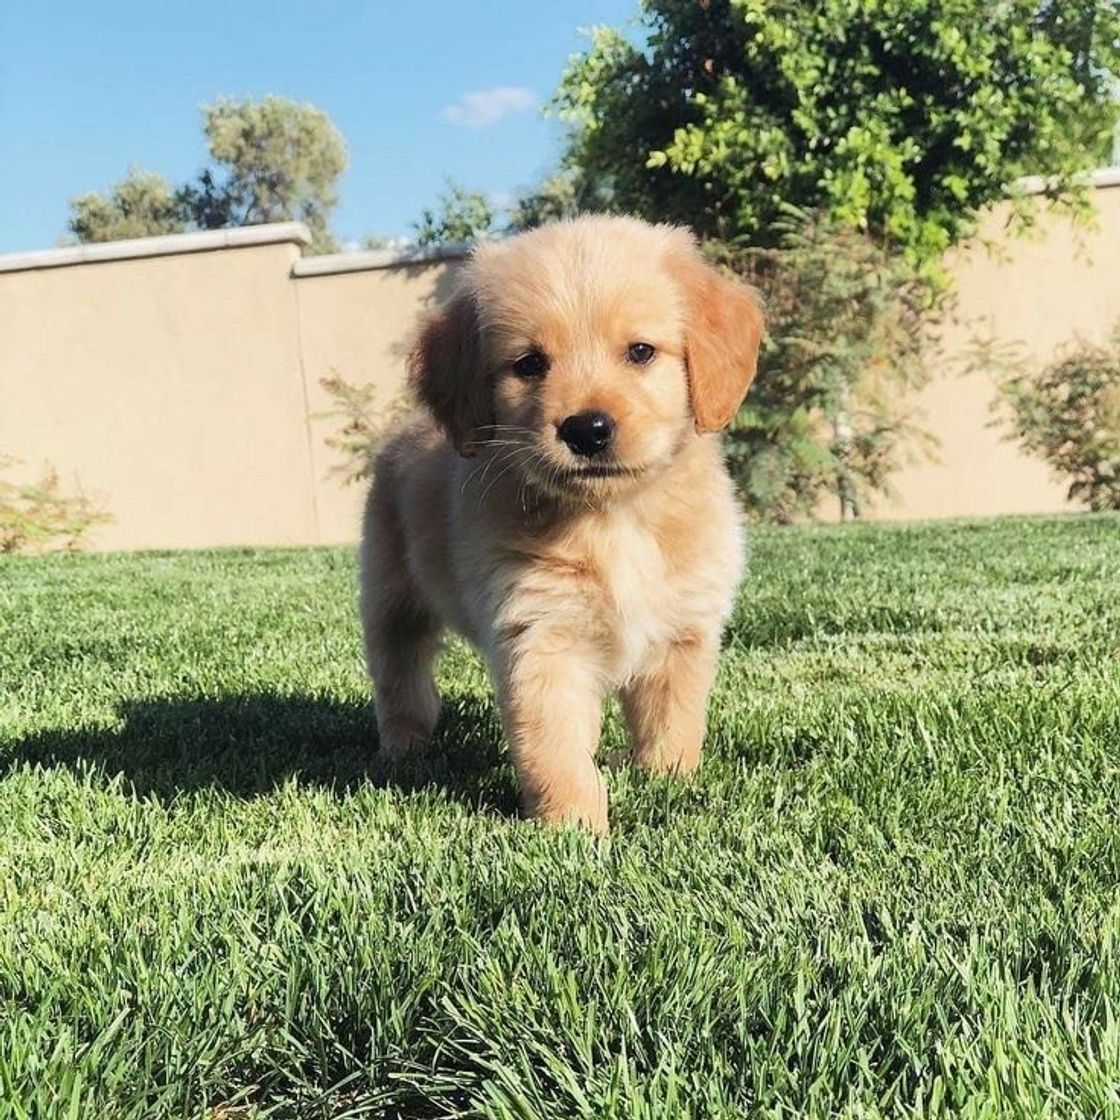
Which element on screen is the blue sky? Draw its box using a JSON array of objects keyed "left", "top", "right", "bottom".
[{"left": 0, "top": 0, "right": 638, "bottom": 254}]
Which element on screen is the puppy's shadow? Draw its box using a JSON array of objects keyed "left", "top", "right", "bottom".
[{"left": 3, "top": 690, "right": 518, "bottom": 816}]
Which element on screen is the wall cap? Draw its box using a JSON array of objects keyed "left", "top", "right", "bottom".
[
  {"left": 1013, "top": 166, "right": 1120, "bottom": 196},
  {"left": 0, "top": 222, "right": 312, "bottom": 274},
  {"left": 291, "top": 241, "right": 470, "bottom": 277}
]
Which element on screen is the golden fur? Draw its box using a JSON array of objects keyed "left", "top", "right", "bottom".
[{"left": 358, "top": 216, "right": 762, "bottom": 833}]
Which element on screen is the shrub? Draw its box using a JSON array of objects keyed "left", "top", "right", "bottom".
[
  {"left": 316, "top": 373, "right": 410, "bottom": 486},
  {"left": 712, "top": 209, "right": 942, "bottom": 523},
  {"left": 996, "top": 323, "right": 1120, "bottom": 511},
  {"left": 0, "top": 457, "right": 110, "bottom": 553},
  {"left": 412, "top": 182, "right": 497, "bottom": 248}
]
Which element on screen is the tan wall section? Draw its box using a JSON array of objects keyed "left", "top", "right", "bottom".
[
  {"left": 867, "top": 184, "right": 1120, "bottom": 520},
  {"left": 1, "top": 238, "right": 318, "bottom": 550},
  {"left": 294, "top": 262, "right": 458, "bottom": 544}
]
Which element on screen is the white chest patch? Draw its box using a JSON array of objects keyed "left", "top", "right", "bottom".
[{"left": 589, "top": 512, "right": 680, "bottom": 682}]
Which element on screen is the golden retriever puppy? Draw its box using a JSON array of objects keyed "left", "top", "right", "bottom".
[{"left": 359, "top": 215, "right": 762, "bottom": 833}]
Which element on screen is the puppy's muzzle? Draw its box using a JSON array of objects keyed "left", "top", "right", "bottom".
[{"left": 558, "top": 410, "right": 615, "bottom": 458}]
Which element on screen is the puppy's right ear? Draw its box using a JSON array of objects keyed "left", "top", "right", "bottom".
[{"left": 407, "top": 290, "right": 490, "bottom": 456}]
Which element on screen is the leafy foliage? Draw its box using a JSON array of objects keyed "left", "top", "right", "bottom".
[
  {"left": 556, "top": 0, "right": 1120, "bottom": 262},
  {"left": 506, "top": 171, "right": 582, "bottom": 232},
  {"left": 713, "top": 210, "right": 940, "bottom": 522},
  {"left": 412, "top": 181, "right": 497, "bottom": 247},
  {"left": 0, "top": 456, "right": 110, "bottom": 553},
  {"left": 67, "top": 168, "right": 187, "bottom": 243},
  {"left": 181, "top": 97, "right": 347, "bottom": 253},
  {"left": 995, "top": 322, "right": 1120, "bottom": 511},
  {"left": 68, "top": 97, "right": 347, "bottom": 253},
  {"left": 413, "top": 169, "right": 612, "bottom": 242},
  {"left": 315, "top": 373, "right": 411, "bottom": 486},
  {"left": 507, "top": 169, "right": 613, "bottom": 232},
  {"left": 359, "top": 233, "right": 409, "bottom": 252},
  {"left": 1031, "top": 0, "right": 1120, "bottom": 168}
]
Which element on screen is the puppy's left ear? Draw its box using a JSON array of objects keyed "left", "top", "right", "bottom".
[{"left": 675, "top": 252, "right": 764, "bottom": 433}]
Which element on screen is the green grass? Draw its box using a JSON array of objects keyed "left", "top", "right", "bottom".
[{"left": 1, "top": 515, "right": 1119, "bottom": 1119}]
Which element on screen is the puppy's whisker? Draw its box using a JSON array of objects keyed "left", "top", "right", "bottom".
[
  {"left": 477, "top": 462, "right": 520, "bottom": 509},
  {"left": 473, "top": 446, "right": 539, "bottom": 508},
  {"left": 462, "top": 443, "right": 534, "bottom": 497},
  {"left": 465, "top": 449, "right": 512, "bottom": 497},
  {"left": 462, "top": 445, "right": 519, "bottom": 493},
  {"left": 473, "top": 426, "right": 539, "bottom": 445},
  {"left": 477, "top": 448, "right": 527, "bottom": 494},
  {"left": 461, "top": 458, "right": 492, "bottom": 495}
]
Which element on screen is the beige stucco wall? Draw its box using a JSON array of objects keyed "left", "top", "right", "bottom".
[
  {"left": 294, "top": 261, "right": 458, "bottom": 543},
  {"left": 0, "top": 229, "right": 460, "bottom": 551},
  {"left": 1, "top": 182, "right": 1116, "bottom": 552},
  {"left": 867, "top": 184, "right": 1120, "bottom": 520},
  {"left": 0, "top": 237, "right": 318, "bottom": 551}
]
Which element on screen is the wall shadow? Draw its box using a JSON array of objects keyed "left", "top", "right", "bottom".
[
  {"left": 384, "top": 260, "right": 464, "bottom": 363},
  {"left": 3, "top": 689, "right": 518, "bottom": 816}
]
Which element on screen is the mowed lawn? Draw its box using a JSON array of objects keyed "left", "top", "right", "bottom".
[{"left": 1, "top": 515, "right": 1119, "bottom": 1119}]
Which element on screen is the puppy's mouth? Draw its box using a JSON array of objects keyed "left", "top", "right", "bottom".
[
  {"left": 566, "top": 463, "right": 638, "bottom": 479},
  {"left": 518, "top": 450, "right": 655, "bottom": 502},
  {"left": 555, "top": 461, "right": 651, "bottom": 486}
]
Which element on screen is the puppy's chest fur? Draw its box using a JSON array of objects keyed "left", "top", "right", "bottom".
[
  {"left": 570, "top": 511, "right": 677, "bottom": 675},
  {"left": 486, "top": 494, "right": 741, "bottom": 685}
]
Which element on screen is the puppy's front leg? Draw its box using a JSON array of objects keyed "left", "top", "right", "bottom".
[
  {"left": 494, "top": 640, "right": 608, "bottom": 834},
  {"left": 621, "top": 630, "right": 720, "bottom": 776}
]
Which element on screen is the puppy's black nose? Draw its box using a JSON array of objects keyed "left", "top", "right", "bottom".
[{"left": 558, "top": 410, "right": 615, "bottom": 457}]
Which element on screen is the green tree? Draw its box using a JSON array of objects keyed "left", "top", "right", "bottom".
[
  {"left": 68, "top": 168, "right": 187, "bottom": 243},
  {"left": 556, "top": 0, "right": 1120, "bottom": 262},
  {"left": 1033, "top": 1, "right": 1120, "bottom": 168},
  {"left": 507, "top": 172, "right": 582, "bottom": 232},
  {"left": 360, "top": 234, "right": 406, "bottom": 251},
  {"left": 68, "top": 97, "right": 348, "bottom": 253},
  {"left": 412, "top": 170, "right": 614, "bottom": 243},
  {"left": 507, "top": 169, "right": 613, "bottom": 231},
  {"left": 181, "top": 96, "right": 347, "bottom": 253},
  {"left": 412, "top": 181, "right": 497, "bottom": 247}
]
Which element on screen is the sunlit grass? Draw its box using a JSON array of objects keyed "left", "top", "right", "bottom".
[{"left": 1, "top": 515, "right": 1118, "bottom": 1118}]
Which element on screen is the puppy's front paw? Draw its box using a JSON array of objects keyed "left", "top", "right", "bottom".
[
  {"left": 634, "top": 739, "right": 702, "bottom": 777},
  {"left": 524, "top": 768, "right": 609, "bottom": 836},
  {"left": 375, "top": 711, "right": 438, "bottom": 760}
]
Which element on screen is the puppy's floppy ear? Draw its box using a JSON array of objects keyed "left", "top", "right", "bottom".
[
  {"left": 675, "top": 251, "right": 764, "bottom": 433},
  {"left": 407, "top": 289, "right": 490, "bottom": 456}
]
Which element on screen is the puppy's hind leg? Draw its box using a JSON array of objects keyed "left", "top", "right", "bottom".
[{"left": 358, "top": 483, "right": 443, "bottom": 758}]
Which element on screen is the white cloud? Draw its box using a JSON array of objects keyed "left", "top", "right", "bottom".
[{"left": 442, "top": 86, "right": 538, "bottom": 129}]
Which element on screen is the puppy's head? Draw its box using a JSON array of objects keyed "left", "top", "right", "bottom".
[{"left": 408, "top": 216, "right": 762, "bottom": 500}]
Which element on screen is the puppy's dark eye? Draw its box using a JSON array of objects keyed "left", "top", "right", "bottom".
[
  {"left": 513, "top": 349, "right": 549, "bottom": 379},
  {"left": 627, "top": 342, "right": 656, "bottom": 365}
]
